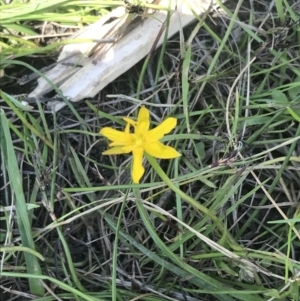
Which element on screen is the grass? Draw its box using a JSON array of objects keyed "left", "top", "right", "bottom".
[{"left": 1, "top": 0, "right": 300, "bottom": 300}]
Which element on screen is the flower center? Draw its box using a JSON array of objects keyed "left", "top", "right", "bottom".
[{"left": 134, "top": 135, "right": 144, "bottom": 147}]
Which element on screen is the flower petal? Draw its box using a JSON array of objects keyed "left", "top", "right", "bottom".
[
  {"left": 124, "top": 122, "right": 131, "bottom": 135},
  {"left": 121, "top": 143, "right": 138, "bottom": 153},
  {"left": 108, "top": 124, "right": 135, "bottom": 146},
  {"left": 138, "top": 106, "right": 149, "bottom": 123},
  {"left": 123, "top": 117, "right": 136, "bottom": 127},
  {"left": 144, "top": 141, "right": 181, "bottom": 159},
  {"left": 100, "top": 127, "right": 128, "bottom": 144},
  {"left": 146, "top": 117, "right": 177, "bottom": 142},
  {"left": 109, "top": 139, "right": 133, "bottom": 147},
  {"left": 136, "top": 106, "right": 150, "bottom": 135},
  {"left": 132, "top": 147, "right": 145, "bottom": 183},
  {"left": 102, "top": 146, "right": 131, "bottom": 155},
  {"left": 136, "top": 119, "right": 150, "bottom": 135}
]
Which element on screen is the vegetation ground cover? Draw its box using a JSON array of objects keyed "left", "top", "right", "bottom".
[{"left": 1, "top": 0, "right": 300, "bottom": 300}]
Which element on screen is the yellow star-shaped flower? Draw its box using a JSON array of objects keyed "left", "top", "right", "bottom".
[{"left": 100, "top": 106, "right": 181, "bottom": 183}]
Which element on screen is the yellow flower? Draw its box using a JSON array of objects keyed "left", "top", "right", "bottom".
[{"left": 100, "top": 106, "right": 181, "bottom": 183}]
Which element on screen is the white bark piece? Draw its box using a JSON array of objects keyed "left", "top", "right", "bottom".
[{"left": 28, "top": 0, "right": 223, "bottom": 111}]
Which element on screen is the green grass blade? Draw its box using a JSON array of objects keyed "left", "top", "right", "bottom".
[{"left": 0, "top": 108, "right": 45, "bottom": 296}]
